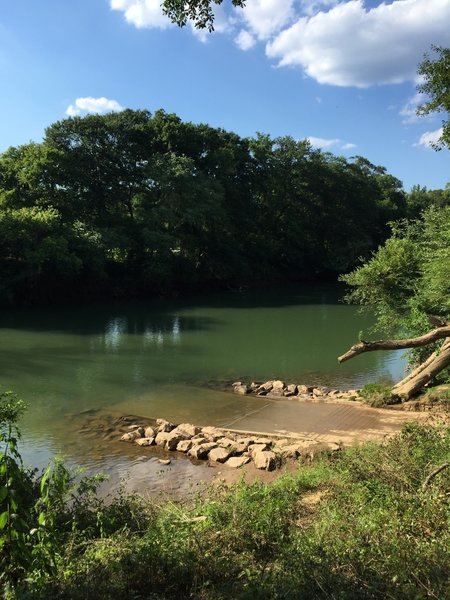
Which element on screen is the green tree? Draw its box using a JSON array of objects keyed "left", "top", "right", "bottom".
[
  {"left": 339, "top": 206, "right": 450, "bottom": 399},
  {"left": 162, "top": 0, "right": 245, "bottom": 30},
  {"left": 417, "top": 45, "right": 450, "bottom": 149}
]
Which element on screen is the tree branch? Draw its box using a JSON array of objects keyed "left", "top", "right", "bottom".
[
  {"left": 422, "top": 463, "right": 450, "bottom": 492},
  {"left": 338, "top": 325, "right": 450, "bottom": 363}
]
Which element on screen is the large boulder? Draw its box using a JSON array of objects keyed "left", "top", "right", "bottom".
[
  {"left": 144, "top": 426, "right": 156, "bottom": 438},
  {"left": 165, "top": 431, "right": 190, "bottom": 451},
  {"left": 201, "top": 426, "right": 224, "bottom": 441},
  {"left": 120, "top": 430, "right": 142, "bottom": 442},
  {"left": 155, "top": 431, "right": 171, "bottom": 447},
  {"left": 172, "top": 423, "right": 200, "bottom": 437},
  {"left": 176, "top": 439, "right": 193, "bottom": 453},
  {"left": 188, "top": 442, "right": 217, "bottom": 460},
  {"left": 234, "top": 384, "right": 249, "bottom": 395},
  {"left": 156, "top": 419, "right": 176, "bottom": 433},
  {"left": 209, "top": 447, "right": 233, "bottom": 463},
  {"left": 253, "top": 450, "right": 277, "bottom": 471},
  {"left": 135, "top": 437, "right": 154, "bottom": 447}
]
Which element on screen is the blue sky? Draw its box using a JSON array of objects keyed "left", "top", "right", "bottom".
[{"left": 1, "top": 0, "right": 449, "bottom": 191}]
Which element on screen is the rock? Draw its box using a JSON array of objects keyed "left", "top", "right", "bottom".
[
  {"left": 234, "top": 384, "right": 250, "bottom": 395},
  {"left": 201, "top": 427, "right": 224, "bottom": 441},
  {"left": 128, "top": 424, "right": 140, "bottom": 430},
  {"left": 135, "top": 437, "right": 155, "bottom": 446},
  {"left": 209, "top": 447, "right": 233, "bottom": 463},
  {"left": 158, "top": 459, "right": 171, "bottom": 466},
  {"left": 260, "top": 380, "right": 274, "bottom": 391},
  {"left": 254, "top": 437, "right": 273, "bottom": 445},
  {"left": 144, "top": 426, "right": 156, "bottom": 438},
  {"left": 283, "top": 391, "right": 295, "bottom": 397},
  {"left": 287, "top": 384, "right": 298, "bottom": 394},
  {"left": 192, "top": 435, "right": 208, "bottom": 444},
  {"left": 156, "top": 419, "right": 176, "bottom": 433},
  {"left": 312, "top": 388, "right": 324, "bottom": 397},
  {"left": 176, "top": 440, "right": 193, "bottom": 453},
  {"left": 233, "top": 441, "right": 251, "bottom": 454},
  {"left": 232, "top": 381, "right": 243, "bottom": 387},
  {"left": 218, "top": 437, "right": 238, "bottom": 448},
  {"left": 273, "top": 438, "right": 291, "bottom": 448},
  {"left": 120, "top": 431, "right": 141, "bottom": 442},
  {"left": 172, "top": 423, "right": 200, "bottom": 437},
  {"left": 155, "top": 431, "right": 171, "bottom": 447},
  {"left": 248, "top": 443, "right": 269, "bottom": 455},
  {"left": 268, "top": 389, "right": 285, "bottom": 397},
  {"left": 225, "top": 456, "right": 251, "bottom": 468},
  {"left": 298, "top": 385, "right": 313, "bottom": 394},
  {"left": 278, "top": 444, "right": 303, "bottom": 458},
  {"left": 250, "top": 382, "right": 260, "bottom": 390},
  {"left": 188, "top": 442, "right": 218, "bottom": 460},
  {"left": 253, "top": 450, "right": 277, "bottom": 471},
  {"left": 272, "top": 380, "right": 285, "bottom": 390},
  {"left": 257, "top": 390, "right": 268, "bottom": 396},
  {"left": 166, "top": 432, "right": 189, "bottom": 451}
]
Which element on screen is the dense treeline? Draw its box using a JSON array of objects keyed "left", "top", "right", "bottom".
[{"left": 0, "top": 108, "right": 442, "bottom": 306}]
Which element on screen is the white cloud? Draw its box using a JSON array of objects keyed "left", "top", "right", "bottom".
[
  {"left": 307, "top": 137, "right": 357, "bottom": 150},
  {"left": 307, "top": 136, "right": 340, "bottom": 148},
  {"left": 110, "top": 0, "right": 171, "bottom": 29},
  {"left": 267, "top": 0, "right": 450, "bottom": 87},
  {"left": 239, "top": 0, "right": 295, "bottom": 40},
  {"left": 399, "top": 93, "right": 421, "bottom": 123},
  {"left": 234, "top": 29, "right": 256, "bottom": 50},
  {"left": 416, "top": 127, "right": 443, "bottom": 148},
  {"left": 66, "top": 97, "right": 124, "bottom": 117}
]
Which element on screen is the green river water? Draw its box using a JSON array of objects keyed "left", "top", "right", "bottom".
[{"left": 0, "top": 285, "right": 405, "bottom": 496}]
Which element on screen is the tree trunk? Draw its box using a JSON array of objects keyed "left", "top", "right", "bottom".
[{"left": 338, "top": 326, "right": 450, "bottom": 400}]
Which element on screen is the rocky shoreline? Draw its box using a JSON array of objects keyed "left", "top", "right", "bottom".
[
  {"left": 232, "top": 379, "right": 362, "bottom": 401},
  {"left": 120, "top": 418, "right": 341, "bottom": 472}
]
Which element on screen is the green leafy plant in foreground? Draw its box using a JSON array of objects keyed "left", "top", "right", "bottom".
[{"left": 359, "top": 382, "right": 395, "bottom": 406}]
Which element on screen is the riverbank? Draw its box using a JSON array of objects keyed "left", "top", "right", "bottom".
[
  {"left": 63, "top": 384, "right": 432, "bottom": 497},
  {"left": 8, "top": 419, "right": 449, "bottom": 599}
]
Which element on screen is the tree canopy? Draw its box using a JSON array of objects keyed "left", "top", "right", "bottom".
[
  {"left": 162, "top": 0, "right": 245, "bottom": 30},
  {"left": 0, "top": 109, "right": 411, "bottom": 306},
  {"left": 417, "top": 45, "right": 450, "bottom": 149}
]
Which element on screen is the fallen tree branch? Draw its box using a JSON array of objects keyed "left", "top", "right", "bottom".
[
  {"left": 421, "top": 463, "right": 450, "bottom": 492},
  {"left": 337, "top": 325, "right": 450, "bottom": 363},
  {"left": 392, "top": 338, "right": 450, "bottom": 392}
]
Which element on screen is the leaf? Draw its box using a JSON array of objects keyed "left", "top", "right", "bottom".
[
  {"left": 0, "top": 511, "right": 8, "bottom": 529},
  {"left": 0, "top": 486, "right": 7, "bottom": 501},
  {"left": 38, "top": 512, "right": 46, "bottom": 526}
]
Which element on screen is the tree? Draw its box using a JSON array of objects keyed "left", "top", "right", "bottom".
[
  {"left": 338, "top": 46, "right": 450, "bottom": 399},
  {"left": 162, "top": 0, "right": 245, "bottom": 31},
  {"left": 339, "top": 207, "right": 450, "bottom": 399},
  {"left": 417, "top": 45, "right": 450, "bottom": 149}
]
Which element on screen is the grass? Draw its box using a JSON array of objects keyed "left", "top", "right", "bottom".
[{"left": 5, "top": 421, "right": 448, "bottom": 600}]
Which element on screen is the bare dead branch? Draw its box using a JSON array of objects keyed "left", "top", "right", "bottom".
[{"left": 337, "top": 325, "right": 450, "bottom": 363}]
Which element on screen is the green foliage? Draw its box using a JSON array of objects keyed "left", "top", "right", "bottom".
[
  {"left": 0, "top": 110, "right": 407, "bottom": 306},
  {"left": 161, "top": 0, "right": 246, "bottom": 31},
  {"left": 9, "top": 421, "right": 444, "bottom": 600},
  {"left": 359, "top": 383, "right": 396, "bottom": 406},
  {"left": 417, "top": 45, "right": 450, "bottom": 150},
  {"left": 2, "top": 398, "right": 450, "bottom": 598},
  {"left": 342, "top": 206, "right": 450, "bottom": 379}
]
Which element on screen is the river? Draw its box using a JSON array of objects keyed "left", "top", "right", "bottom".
[{"left": 0, "top": 284, "right": 406, "bottom": 496}]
